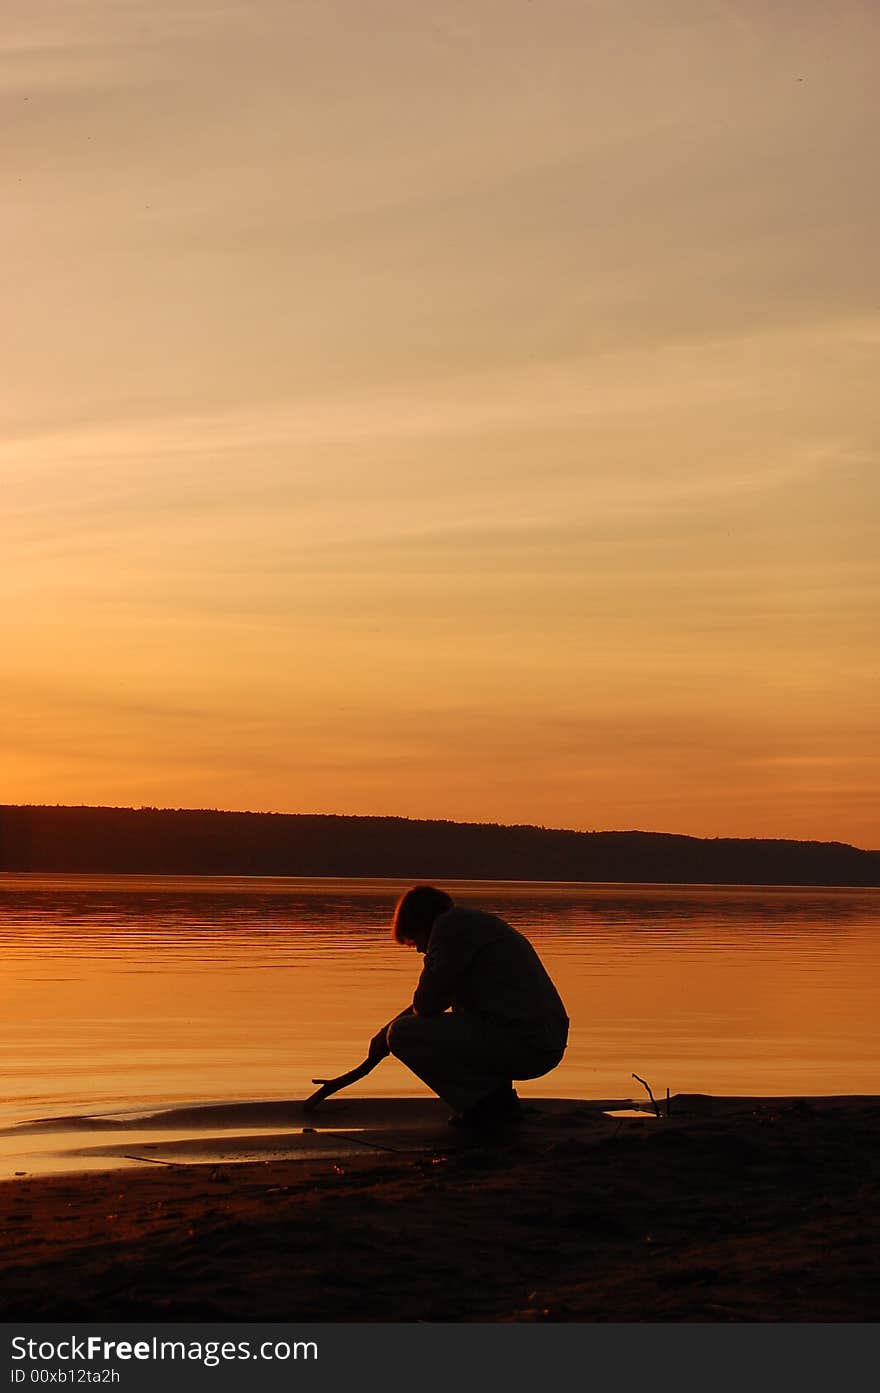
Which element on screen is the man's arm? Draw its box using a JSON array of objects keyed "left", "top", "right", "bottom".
[
  {"left": 412, "top": 915, "right": 475, "bottom": 1015},
  {"left": 412, "top": 958, "right": 454, "bottom": 1015}
]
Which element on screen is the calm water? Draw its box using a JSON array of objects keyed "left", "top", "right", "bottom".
[{"left": 2, "top": 875, "right": 879, "bottom": 1125}]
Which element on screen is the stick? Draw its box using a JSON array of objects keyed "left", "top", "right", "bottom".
[
  {"left": 309, "top": 1129, "right": 411, "bottom": 1155},
  {"left": 632, "top": 1073, "right": 661, "bottom": 1118},
  {"left": 123, "top": 1154, "right": 180, "bottom": 1166},
  {"left": 303, "top": 1056, "right": 379, "bottom": 1111}
]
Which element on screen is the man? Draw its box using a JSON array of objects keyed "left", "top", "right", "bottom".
[{"left": 369, "top": 885, "right": 569, "bottom": 1128}]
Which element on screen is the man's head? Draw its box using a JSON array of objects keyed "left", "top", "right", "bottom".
[{"left": 391, "top": 885, "right": 453, "bottom": 952}]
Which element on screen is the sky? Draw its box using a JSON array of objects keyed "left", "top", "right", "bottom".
[{"left": 3, "top": 0, "right": 879, "bottom": 846}]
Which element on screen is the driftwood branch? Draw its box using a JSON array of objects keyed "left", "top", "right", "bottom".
[
  {"left": 122, "top": 1154, "right": 180, "bottom": 1167},
  {"left": 632, "top": 1073, "right": 661, "bottom": 1118},
  {"left": 303, "top": 1056, "right": 378, "bottom": 1111}
]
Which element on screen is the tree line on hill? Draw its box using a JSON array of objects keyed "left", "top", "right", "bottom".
[{"left": 1, "top": 804, "right": 878, "bottom": 885}]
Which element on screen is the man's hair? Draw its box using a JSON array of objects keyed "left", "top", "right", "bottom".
[{"left": 391, "top": 885, "right": 453, "bottom": 945}]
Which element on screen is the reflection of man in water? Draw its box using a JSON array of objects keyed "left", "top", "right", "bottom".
[{"left": 369, "top": 885, "right": 569, "bottom": 1129}]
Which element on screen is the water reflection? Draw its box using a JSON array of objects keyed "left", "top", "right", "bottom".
[{"left": 1, "top": 875, "right": 878, "bottom": 1125}]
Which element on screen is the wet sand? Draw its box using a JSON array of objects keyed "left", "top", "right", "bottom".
[{"left": 1, "top": 1094, "right": 879, "bottom": 1322}]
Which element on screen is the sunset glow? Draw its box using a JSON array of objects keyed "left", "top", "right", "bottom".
[{"left": 4, "top": 1, "right": 878, "bottom": 845}]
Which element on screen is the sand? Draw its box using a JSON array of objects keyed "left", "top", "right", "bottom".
[{"left": 1, "top": 1094, "right": 879, "bottom": 1322}]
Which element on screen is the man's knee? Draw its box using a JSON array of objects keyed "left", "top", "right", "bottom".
[{"left": 386, "top": 1012, "right": 421, "bottom": 1061}]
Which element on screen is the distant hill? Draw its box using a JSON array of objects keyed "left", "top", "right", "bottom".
[{"left": 1, "top": 804, "right": 878, "bottom": 886}]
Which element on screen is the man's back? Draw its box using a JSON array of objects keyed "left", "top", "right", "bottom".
[{"left": 412, "top": 905, "right": 569, "bottom": 1054}]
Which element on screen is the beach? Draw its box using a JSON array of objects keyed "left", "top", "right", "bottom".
[{"left": 2, "top": 1094, "right": 878, "bottom": 1322}]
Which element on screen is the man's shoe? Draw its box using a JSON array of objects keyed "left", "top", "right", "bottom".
[{"left": 449, "top": 1085, "right": 523, "bottom": 1130}]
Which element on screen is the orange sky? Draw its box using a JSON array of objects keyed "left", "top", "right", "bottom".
[{"left": 4, "top": 1, "right": 879, "bottom": 847}]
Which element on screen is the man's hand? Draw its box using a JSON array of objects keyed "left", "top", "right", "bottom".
[
  {"left": 368, "top": 1005, "right": 413, "bottom": 1064},
  {"left": 367, "top": 1024, "right": 391, "bottom": 1064}
]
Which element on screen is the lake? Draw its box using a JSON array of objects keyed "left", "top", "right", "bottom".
[{"left": 3, "top": 875, "right": 878, "bottom": 1133}]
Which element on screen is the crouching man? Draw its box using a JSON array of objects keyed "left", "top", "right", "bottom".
[{"left": 370, "top": 885, "right": 569, "bottom": 1129}]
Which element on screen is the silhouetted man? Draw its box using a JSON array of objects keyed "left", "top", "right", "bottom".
[{"left": 369, "top": 885, "right": 569, "bottom": 1128}]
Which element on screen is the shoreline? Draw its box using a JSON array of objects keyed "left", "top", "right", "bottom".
[
  {"left": 2, "top": 1093, "right": 879, "bottom": 1322},
  {"left": 4, "top": 871, "right": 880, "bottom": 891}
]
